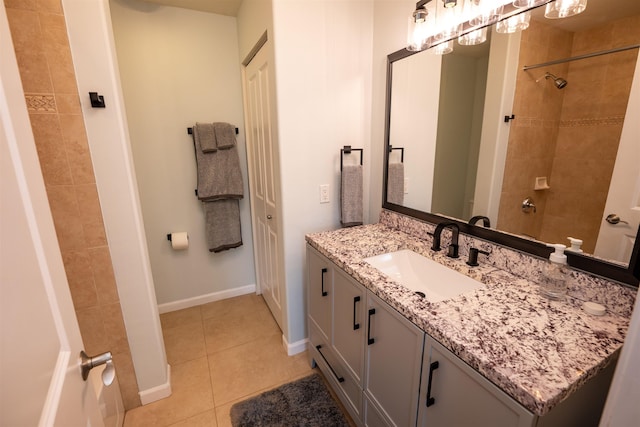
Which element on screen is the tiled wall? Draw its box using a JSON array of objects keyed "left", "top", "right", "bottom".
[
  {"left": 498, "top": 15, "right": 640, "bottom": 252},
  {"left": 4, "top": 0, "right": 141, "bottom": 409},
  {"left": 497, "top": 19, "right": 572, "bottom": 239}
]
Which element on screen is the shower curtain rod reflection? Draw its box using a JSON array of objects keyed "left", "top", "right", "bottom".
[{"left": 523, "top": 43, "right": 640, "bottom": 71}]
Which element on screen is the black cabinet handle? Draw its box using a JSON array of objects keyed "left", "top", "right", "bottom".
[
  {"left": 367, "top": 308, "right": 376, "bottom": 345},
  {"left": 316, "top": 345, "right": 344, "bottom": 383},
  {"left": 426, "top": 361, "right": 439, "bottom": 407},
  {"left": 321, "top": 268, "right": 328, "bottom": 297},
  {"left": 353, "top": 296, "right": 361, "bottom": 330}
]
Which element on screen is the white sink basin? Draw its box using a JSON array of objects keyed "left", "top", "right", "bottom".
[{"left": 364, "top": 249, "right": 484, "bottom": 303}]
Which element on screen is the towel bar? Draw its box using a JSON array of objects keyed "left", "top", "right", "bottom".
[
  {"left": 188, "top": 127, "right": 238, "bottom": 135},
  {"left": 389, "top": 145, "right": 404, "bottom": 163},
  {"left": 340, "top": 146, "right": 363, "bottom": 171}
]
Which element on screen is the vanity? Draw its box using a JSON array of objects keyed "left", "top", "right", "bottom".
[
  {"left": 306, "top": 214, "right": 633, "bottom": 426},
  {"left": 306, "top": 1, "right": 639, "bottom": 425}
]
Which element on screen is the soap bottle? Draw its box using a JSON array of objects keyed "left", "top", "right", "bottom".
[{"left": 539, "top": 244, "right": 569, "bottom": 300}]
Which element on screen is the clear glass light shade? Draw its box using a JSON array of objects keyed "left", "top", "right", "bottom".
[
  {"left": 433, "top": 0, "right": 464, "bottom": 42},
  {"left": 496, "top": 11, "right": 530, "bottom": 33},
  {"left": 468, "top": 0, "right": 504, "bottom": 27},
  {"left": 458, "top": 27, "right": 488, "bottom": 45},
  {"left": 407, "top": 13, "right": 431, "bottom": 51},
  {"left": 512, "top": 0, "right": 549, "bottom": 8},
  {"left": 432, "top": 40, "right": 454, "bottom": 55},
  {"left": 545, "top": 0, "right": 587, "bottom": 19}
]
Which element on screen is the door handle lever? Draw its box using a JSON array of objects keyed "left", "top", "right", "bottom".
[
  {"left": 80, "top": 350, "right": 115, "bottom": 386},
  {"left": 606, "top": 214, "right": 629, "bottom": 225}
]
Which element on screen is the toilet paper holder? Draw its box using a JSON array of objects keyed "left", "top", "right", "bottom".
[{"left": 167, "top": 234, "right": 173, "bottom": 241}]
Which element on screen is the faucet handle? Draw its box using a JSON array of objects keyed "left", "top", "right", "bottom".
[
  {"left": 447, "top": 244, "right": 459, "bottom": 258},
  {"left": 467, "top": 247, "right": 490, "bottom": 266}
]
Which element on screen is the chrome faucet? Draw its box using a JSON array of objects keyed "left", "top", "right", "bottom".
[
  {"left": 468, "top": 215, "right": 491, "bottom": 228},
  {"left": 431, "top": 222, "right": 460, "bottom": 258}
]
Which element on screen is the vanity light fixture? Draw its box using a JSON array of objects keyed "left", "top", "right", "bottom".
[
  {"left": 432, "top": 39, "right": 455, "bottom": 54},
  {"left": 496, "top": 10, "right": 531, "bottom": 33},
  {"left": 406, "top": 1, "right": 588, "bottom": 52},
  {"left": 512, "top": 0, "right": 550, "bottom": 7},
  {"left": 468, "top": 0, "right": 504, "bottom": 27},
  {"left": 458, "top": 27, "right": 488, "bottom": 45},
  {"left": 545, "top": 0, "right": 587, "bottom": 19},
  {"left": 407, "top": 0, "right": 433, "bottom": 52}
]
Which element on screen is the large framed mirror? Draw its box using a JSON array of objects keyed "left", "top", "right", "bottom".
[{"left": 383, "top": 0, "right": 640, "bottom": 286}]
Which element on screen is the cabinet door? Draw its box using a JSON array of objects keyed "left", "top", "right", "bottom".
[
  {"left": 333, "top": 267, "right": 365, "bottom": 383},
  {"left": 307, "top": 245, "right": 332, "bottom": 341},
  {"left": 365, "top": 292, "right": 424, "bottom": 427},
  {"left": 418, "top": 336, "right": 534, "bottom": 427}
]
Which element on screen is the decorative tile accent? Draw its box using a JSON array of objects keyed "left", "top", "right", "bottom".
[
  {"left": 559, "top": 116, "right": 625, "bottom": 127},
  {"left": 307, "top": 210, "right": 636, "bottom": 416},
  {"left": 25, "top": 93, "right": 57, "bottom": 113}
]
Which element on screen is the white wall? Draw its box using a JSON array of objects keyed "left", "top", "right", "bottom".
[
  {"left": 370, "top": 0, "right": 416, "bottom": 221},
  {"left": 110, "top": 0, "right": 256, "bottom": 306},
  {"left": 271, "top": 0, "right": 374, "bottom": 343}
]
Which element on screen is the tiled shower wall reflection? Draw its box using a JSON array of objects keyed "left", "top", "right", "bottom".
[
  {"left": 4, "top": 0, "right": 141, "bottom": 409},
  {"left": 498, "top": 14, "right": 640, "bottom": 253}
]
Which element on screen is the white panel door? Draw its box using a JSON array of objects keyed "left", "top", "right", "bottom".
[
  {"left": 594, "top": 54, "right": 640, "bottom": 263},
  {"left": 244, "top": 41, "right": 284, "bottom": 330},
  {"left": 0, "top": 6, "right": 103, "bottom": 425}
]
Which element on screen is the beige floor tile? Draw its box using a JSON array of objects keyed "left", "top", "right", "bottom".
[
  {"left": 163, "top": 321, "right": 206, "bottom": 365},
  {"left": 168, "top": 409, "right": 217, "bottom": 427},
  {"left": 124, "top": 357, "right": 214, "bottom": 427},
  {"left": 208, "top": 333, "right": 314, "bottom": 406},
  {"left": 203, "top": 299, "right": 279, "bottom": 354},
  {"left": 201, "top": 294, "right": 265, "bottom": 322},
  {"left": 160, "top": 306, "right": 202, "bottom": 330}
]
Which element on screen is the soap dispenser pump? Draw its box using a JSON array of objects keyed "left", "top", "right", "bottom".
[{"left": 540, "top": 244, "right": 569, "bottom": 300}]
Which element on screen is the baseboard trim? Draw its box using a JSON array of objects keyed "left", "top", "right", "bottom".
[
  {"left": 139, "top": 364, "right": 172, "bottom": 405},
  {"left": 157, "top": 284, "right": 256, "bottom": 314},
  {"left": 282, "top": 335, "right": 308, "bottom": 356}
]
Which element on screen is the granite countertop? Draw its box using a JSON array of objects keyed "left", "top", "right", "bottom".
[{"left": 305, "top": 223, "right": 632, "bottom": 416}]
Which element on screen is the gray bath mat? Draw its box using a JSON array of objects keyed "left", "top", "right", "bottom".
[{"left": 230, "top": 373, "right": 350, "bottom": 427}]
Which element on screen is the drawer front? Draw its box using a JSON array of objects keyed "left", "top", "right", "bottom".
[{"left": 310, "top": 323, "right": 363, "bottom": 423}]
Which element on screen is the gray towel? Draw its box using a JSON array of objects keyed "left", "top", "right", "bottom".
[
  {"left": 214, "top": 122, "right": 236, "bottom": 149},
  {"left": 204, "top": 199, "right": 242, "bottom": 252},
  {"left": 341, "top": 164, "right": 363, "bottom": 227},
  {"left": 194, "top": 122, "right": 217, "bottom": 153},
  {"left": 193, "top": 126, "right": 244, "bottom": 201},
  {"left": 387, "top": 162, "right": 404, "bottom": 205}
]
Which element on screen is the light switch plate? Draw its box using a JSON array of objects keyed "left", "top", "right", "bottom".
[{"left": 319, "top": 184, "right": 330, "bottom": 203}]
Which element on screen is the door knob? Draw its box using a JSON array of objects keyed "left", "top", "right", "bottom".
[
  {"left": 267, "top": 215, "right": 272, "bottom": 220},
  {"left": 605, "top": 214, "right": 628, "bottom": 225},
  {"left": 80, "top": 350, "right": 115, "bottom": 386}
]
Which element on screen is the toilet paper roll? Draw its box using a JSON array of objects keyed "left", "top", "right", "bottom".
[{"left": 170, "top": 232, "right": 189, "bottom": 250}]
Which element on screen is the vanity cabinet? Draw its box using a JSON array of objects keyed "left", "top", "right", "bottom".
[
  {"left": 418, "top": 336, "right": 533, "bottom": 427},
  {"left": 307, "top": 246, "right": 365, "bottom": 422},
  {"left": 307, "top": 245, "right": 424, "bottom": 427},
  {"left": 364, "top": 291, "right": 424, "bottom": 427}
]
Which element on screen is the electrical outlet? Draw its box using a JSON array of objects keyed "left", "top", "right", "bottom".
[{"left": 319, "top": 184, "right": 330, "bottom": 204}]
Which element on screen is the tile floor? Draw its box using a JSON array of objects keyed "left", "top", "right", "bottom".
[{"left": 123, "top": 293, "right": 346, "bottom": 426}]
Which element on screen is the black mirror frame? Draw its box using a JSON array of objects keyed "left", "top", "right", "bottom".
[{"left": 383, "top": 47, "right": 640, "bottom": 287}]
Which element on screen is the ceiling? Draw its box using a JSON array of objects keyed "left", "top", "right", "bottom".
[{"left": 138, "top": 0, "right": 243, "bottom": 16}]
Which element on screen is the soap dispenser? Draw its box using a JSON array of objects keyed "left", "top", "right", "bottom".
[{"left": 539, "top": 244, "right": 569, "bottom": 300}]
